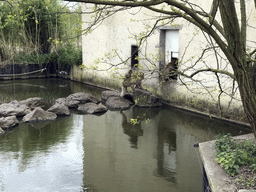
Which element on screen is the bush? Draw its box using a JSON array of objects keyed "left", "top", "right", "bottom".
[
  {"left": 56, "top": 44, "right": 82, "bottom": 70},
  {"left": 14, "top": 53, "right": 50, "bottom": 65},
  {"left": 215, "top": 134, "right": 256, "bottom": 176},
  {"left": 12, "top": 44, "right": 82, "bottom": 70}
]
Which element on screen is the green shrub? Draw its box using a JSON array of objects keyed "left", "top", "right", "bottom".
[
  {"left": 215, "top": 134, "right": 256, "bottom": 176},
  {"left": 12, "top": 44, "right": 82, "bottom": 70},
  {"left": 56, "top": 44, "right": 82, "bottom": 70},
  {"left": 14, "top": 53, "right": 49, "bottom": 65}
]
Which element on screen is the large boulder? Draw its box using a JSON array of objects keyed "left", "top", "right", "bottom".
[
  {"left": 47, "top": 103, "right": 70, "bottom": 116},
  {"left": 77, "top": 103, "right": 108, "bottom": 114},
  {"left": 23, "top": 107, "right": 57, "bottom": 123},
  {"left": 101, "top": 90, "right": 121, "bottom": 103},
  {"left": 0, "top": 100, "right": 29, "bottom": 117},
  {"left": 65, "top": 92, "right": 100, "bottom": 108},
  {"left": 65, "top": 98, "right": 80, "bottom": 108},
  {"left": 134, "top": 89, "right": 163, "bottom": 107},
  {"left": 105, "top": 97, "right": 134, "bottom": 110},
  {"left": 0, "top": 116, "right": 19, "bottom": 129},
  {"left": 20, "top": 97, "right": 45, "bottom": 109},
  {"left": 55, "top": 98, "right": 66, "bottom": 105}
]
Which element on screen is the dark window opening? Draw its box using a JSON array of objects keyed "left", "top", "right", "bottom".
[{"left": 131, "top": 45, "right": 139, "bottom": 68}]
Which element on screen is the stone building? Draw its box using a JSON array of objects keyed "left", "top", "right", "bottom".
[{"left": 71, "top": 1, "right": 256, "bottom": 121}]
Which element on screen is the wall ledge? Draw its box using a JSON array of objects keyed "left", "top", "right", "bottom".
[{"left": 199, "top": 134, "right": 255, "bottom": 192}]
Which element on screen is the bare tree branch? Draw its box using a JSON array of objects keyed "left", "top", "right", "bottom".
[
  {"left": 67, "top": 0, "right": 164, "bottom": 7},
  {"left": 179, "top": 68, "right": 235, "bottom": 80}
]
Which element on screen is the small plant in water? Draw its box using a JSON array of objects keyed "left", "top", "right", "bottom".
[{"left": 130, "top": 118, "right": 140, "bottom": 125}]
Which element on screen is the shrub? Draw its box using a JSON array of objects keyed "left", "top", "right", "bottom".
[
  {"left": 56, "top": 44, "right": 82, "bottom": 70},
  {"left": 12, "top": 44, "right": 82, "bottom": 70},
  {"left": 215, "top": 134, "right": 256, "bottom": 176}
]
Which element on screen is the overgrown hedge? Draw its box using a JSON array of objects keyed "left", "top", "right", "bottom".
[
  {"left": 13, "top": 44, "right": 82, "bottom": 70},
  {"left": 215, "top": 134, "right": 256, "bottom": 176}
]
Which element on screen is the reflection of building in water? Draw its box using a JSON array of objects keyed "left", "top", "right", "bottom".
[
  {"left": 120, "top": 111, "right": 143, "bottom": 149},
  {"left": 81, "top": 107, "right": 211, "bottom": 191},
  {"left": 157, "top": 126, "right": 177, "bottom": 184}
]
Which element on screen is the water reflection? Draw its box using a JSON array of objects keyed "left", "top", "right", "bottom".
[
  {"left": 121, "top": 111, "right": 143, "bottom": 149},
  {"left": 0, "top": 115, "right": 84, "bottom": 192},
  {"left": 0, "top": 78, "right": 252, "bottom": 192},
  {"left": 120, "top": 107, "right": 161, "bottom": 149},
  {"left": 156, "top": 125, "right": 177, "bottom": 184}
]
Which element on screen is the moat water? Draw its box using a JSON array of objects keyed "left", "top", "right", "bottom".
[{"left": 0, "top": 78, "right": 251, "bottom": 192}]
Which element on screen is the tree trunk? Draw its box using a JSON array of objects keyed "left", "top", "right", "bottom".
[{"left": 234, "top": 65, "right": 256, "bottom": 138}]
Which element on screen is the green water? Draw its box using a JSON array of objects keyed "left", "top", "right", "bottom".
[{"left": 0, "top": 78, "right": 251, "bottom": 192}]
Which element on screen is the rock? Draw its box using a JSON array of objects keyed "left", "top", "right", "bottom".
[
  {"left": 0, "top": 100, "right": 29, "bottom": 117},
  {"left": 65, "top": 98, "right": 80, "bottom": 108},
  {"left": 0, "top": 98, "right": 46, "bottom": 118},
  {"left": 0, "top": 116, "right": 19, "bottom": 129},
  {"left": 22, "top": 107, "right": 57, "bottom": 123},
  {"left": 47, "top": 103, "right": 70, "bottom": 116},
  {"left": 105, "top": 97, "right": 134, "bottom": 110},
  {"left": 55, "top": 98, "right": 66, "bottom": 105},
  {"left": 65, "top": 92, "right": 100, "bottom": 108},
  {"left": 101, "top": 90, "right": 121, "bottom": 102},
  {"left": 134, "top": 89, "right": 162, "bottom": 107},
  {"left": 0, "top": 127, "right": 4, "bottom": 135},
  {"left": 20, "top": 97, "right": 45, "bottom": 109},
  {"left": 78, "top": 102, "right": 108, "bottom": 114}
]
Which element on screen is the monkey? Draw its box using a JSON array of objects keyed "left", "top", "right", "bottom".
[
  {"left": 120, "top": 69, "right": 133, "bottom": 97},
  {"left": 120, "top": 69, "right": 144, "bottom": 97},
  {"left": 161, "top": 58, "right": 178, "bottom": 81},
  {"left": 131, "top": 71, "right": 144, "bottom": 90}
]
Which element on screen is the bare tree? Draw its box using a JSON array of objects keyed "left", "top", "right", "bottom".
[{"left": 66, "top": 0, "right": 256, "bottom": 137}]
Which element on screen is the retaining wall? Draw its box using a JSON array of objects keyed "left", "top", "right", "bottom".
[{"left": 0, "top": 63, "right": 60, "bottom": 80}]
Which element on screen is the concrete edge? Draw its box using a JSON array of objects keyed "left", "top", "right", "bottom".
[
  {"left": 163, "top": 102, "right": 251, "bottom": 129},
  {"left": 199, "top": 133, "right": 255, "bottom": 192}
]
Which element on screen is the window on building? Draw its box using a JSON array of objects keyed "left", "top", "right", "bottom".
[
  {"left": 159, "top": 27, "right": 180, "bottom": 81},
  {"left": 131, "top": 45, "right": 139, "bottom": 68}
]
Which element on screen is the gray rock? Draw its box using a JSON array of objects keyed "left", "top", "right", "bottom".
[
  {"left": 0, "top": 116, "right": 19, "bottom": 129},
  {"left": 65, "top": 92, "right": 100, "bottom": 108},
  {"left": 55, "top": 98, "right": 66, "bottom": 105},
  {"left": 105, "top": 97, "right": 134, "bottom": 110},
  {"left": 47, "top": 103, "right": 70, "bottom": 116},
  {"left": 20, "top": 97, "right": 45, "bottom": 109},
  {"left": 0, "top": 100, "right": 29, "bottom": 117},
  {"left": 101, "top": 90, "right": 121, "bottom": 102},
  {"left": 78, "top": 102, "right": 108, "bottom": 114},
  {"left": 23, "top": 107, "right": 57, "bottom": 123},
  {"left": 65, "top": 98, "right": 80, "bottom": 108},
  {"left": 0, "top": 127, "right": 4, "bottom": 135}
]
